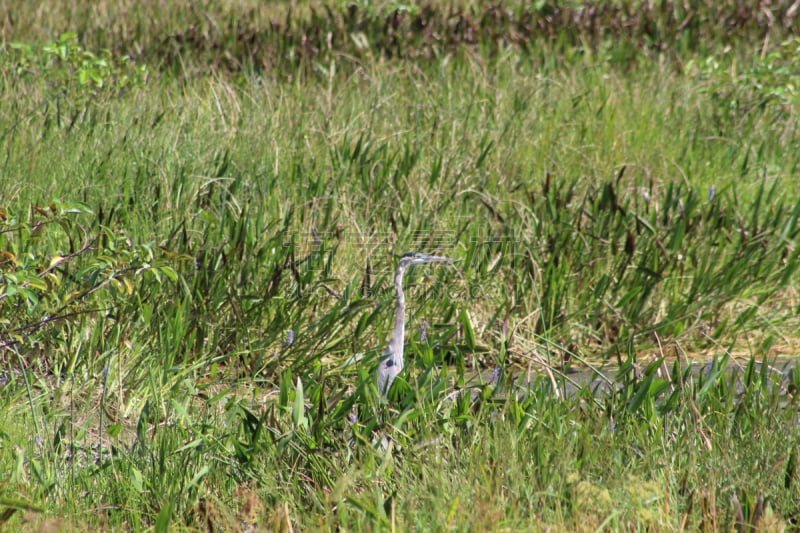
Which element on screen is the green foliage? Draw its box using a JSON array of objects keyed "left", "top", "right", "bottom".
[
  {"left": 3, "top": 32, "right": 148, "bottom": 95},
  {"left": 0, "top": 201, "right": 180, "bottom": 374},
  {"left": 691, "top": 37, "right": 800, "bottom": 115},
  {"left": 746, "top": 37, "right": 800, "bottom": 105},
  {"left": 2, "top": 1, "right": 800, "bottom": 530}
]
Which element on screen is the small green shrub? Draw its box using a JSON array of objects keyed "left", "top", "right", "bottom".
[{"left": 3, "top": 32, "right": 149, "bottom": 99}]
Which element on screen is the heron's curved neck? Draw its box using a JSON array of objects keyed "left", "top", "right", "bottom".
[{"left": 390, "top": 266, "right": 407, "bottom": 346}]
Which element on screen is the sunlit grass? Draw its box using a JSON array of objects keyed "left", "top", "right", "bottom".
[{"left": 2, "top": 2, "right": 800, "bottom": 530}]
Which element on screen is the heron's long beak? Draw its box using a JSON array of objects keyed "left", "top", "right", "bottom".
[{"left": 413, "top": 253, "right": 452, "bottom": 264}]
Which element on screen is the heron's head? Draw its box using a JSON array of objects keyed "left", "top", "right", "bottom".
[{"left": 398, "top": 251, "right": 452, "bottom": 268}]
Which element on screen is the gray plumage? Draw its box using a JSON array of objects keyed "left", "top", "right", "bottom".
[{"left": 377, "top": 252, "right": 451, "bottom": 396}]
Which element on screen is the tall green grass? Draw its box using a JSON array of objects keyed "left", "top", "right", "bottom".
[
  {"left": 4, "top": 49, "right": 799, "bottom": 369},
  {"left": 2, "top": 4, "right": 800, "bottom": 530}
]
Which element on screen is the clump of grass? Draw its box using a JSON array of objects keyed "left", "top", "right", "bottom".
[{"left": 2, "top": 2, "right": 800, "bottom": 530}]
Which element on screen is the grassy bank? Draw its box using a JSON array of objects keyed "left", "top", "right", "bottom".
[{"left": 2, "top": 1, "right": 800, "bottom": 530}]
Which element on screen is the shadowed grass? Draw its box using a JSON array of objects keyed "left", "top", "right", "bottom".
[{"left": 3, "top": 0, "right": 798, "bottom": 76}]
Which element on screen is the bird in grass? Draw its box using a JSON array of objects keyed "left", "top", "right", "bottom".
[{"left": 377, "top": 252, "right": 452, "bottom": 397}]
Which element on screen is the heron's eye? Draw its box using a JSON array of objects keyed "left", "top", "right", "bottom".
[{"left": 385, "top": 358, "right": 395, "bottom": 367}]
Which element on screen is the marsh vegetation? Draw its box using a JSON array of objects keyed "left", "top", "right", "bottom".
[{"left": 2, "top": 1, "right": 800, "bottom": 530}]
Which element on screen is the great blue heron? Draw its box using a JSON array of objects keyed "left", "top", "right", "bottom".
[{"left": 377, "top": 252, "right": 451, "bottom": 396}]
